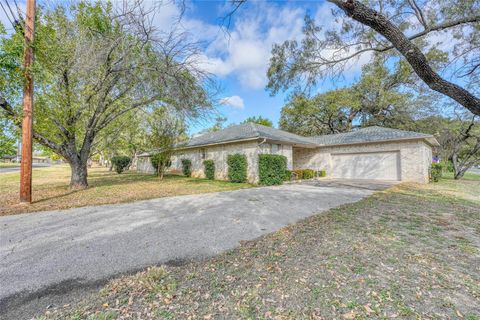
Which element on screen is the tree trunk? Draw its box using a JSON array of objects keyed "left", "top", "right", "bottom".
[{"left": 69, "top": 160, "right": 89, "bottom": 189}]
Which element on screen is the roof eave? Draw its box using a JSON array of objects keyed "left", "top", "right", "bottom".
[{"left": 317, "top": 135, "right": 439, "bottom": 148}]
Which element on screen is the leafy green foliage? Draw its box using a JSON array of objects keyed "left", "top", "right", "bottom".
[
  {"left": 279, "top": 59, "right": 414, "bottom": 136},
  {"left": 266, "top": 1, "right": 480, "bottom": 116},
  {"left": 284, "top": 170, "right": 292, "bottom": 181},
  {"left": 181, "top": 159, "right": 192, "bottom": 177},
  {"left": 430, "top": 163, "right": 443, "bottom": 182},
  {"left": 0, "top": 1, "right": 212, "bottom": 188},
  {"left": 203, "top": 160, "right": 215, "bottom": 180},
  {"left": 0, "top": 120, "right": 16, "bottom": 158},
  {"left": 302, "top": 169, "right": 315, "bottom": 179},
  {"left": 241, "top": 116, "right": 273, "bottom": 127},
  {"left": 227, "top": 154, "right": 247, "bottom": 183},
  {"left": 318, "top": 170, "right": 326, "bottom": 177},
  {"left": 111, "top": 156, "right": 131, "bottom": 174},
  {"left": 292, "top": 169, "right": 315, "bottom": 180},
  {"left": 258, "top": 154, "right": 287, "bottom": 185},
  {"left": 151, "top": 153, "right": 172, "bottom": 177}
]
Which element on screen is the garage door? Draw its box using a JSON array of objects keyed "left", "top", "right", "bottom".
[{"left": 331, "top": 151, "right": 400, "bottom": 180}]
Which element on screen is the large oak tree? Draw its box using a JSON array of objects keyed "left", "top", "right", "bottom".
[
  {"left": 0, "top": 1, "right": 213, "bottom": 188},
  {"left": 267, "top": 0, "right": 480, "bottom": 116}
]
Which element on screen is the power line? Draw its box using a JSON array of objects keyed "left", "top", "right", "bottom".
[
  {"left": 4, "top": 0, "right": 18, "bottom": 23},
  {"left": 0, "top": 1, "right": 15, "bottom": 28},
  {"left": 13, "top": 0, "right": 24, "bottom": 21}
]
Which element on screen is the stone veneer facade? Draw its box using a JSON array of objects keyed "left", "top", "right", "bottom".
[
  {"left": 137, "top": 139, "right": 293, "bottom": 184},
  {"left": 137, "top": 138, "right": 433, "bottom": 184},
  {"left": 292, "top": 139, "right": 432, "bottom": 183}
]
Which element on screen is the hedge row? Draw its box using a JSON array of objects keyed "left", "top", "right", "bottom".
[
  {"left": 181, "top": 159, "right": 192, "bottom": 177},
  {"left": 259, "top": 154, "right": 287, "bottom": 185},
  {"left": 203, "top": 160, "right": 215, "bottom": 180},
  {"left": 227, "top": 154, "right": 248, "bottom": 183}
]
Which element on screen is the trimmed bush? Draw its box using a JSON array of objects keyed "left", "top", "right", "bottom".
[
  {"left": 181, "top": 159, "right": 192, "bottom": 177},
  {"left": 284, "top": 170, "right": 292, "bottom": 181},
  {"left": 302, "top": 169, "right": 315, "bottom": 179},
  {"left": 318, "top": 169, "right": 326, "bottom": 177},
  {"left": 150, "top": 153, "right": 172, "bottom": 177},
  {"left": 258, "top": 154, "right": 287, "bottom": 185},
  {"left": 203, "top": 160, "right": 215, "bottom": 180},
  {"left": 430, "top": 163, "right": 443, "bottom": 182},
  {"left": 227, "top": 154, "right": 247, "bottom": 183},
  {"left": 111, "top": 156, "right": 131, "bottom": 174}
]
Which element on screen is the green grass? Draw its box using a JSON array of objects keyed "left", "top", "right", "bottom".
[
  {"left": 0, "top": 162, "right": 19, "bottom": 167},
  {"left": 40, "top": 177, "right": 480, "bottom": 320}
]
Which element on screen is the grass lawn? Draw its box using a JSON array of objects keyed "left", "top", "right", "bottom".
[
  {"left": 0, "top": 165, "right": 252, "bottom": 216},
  {"left": 0, "top": 162, "right": 20, "bottom": 167},
  {"left": 38, "top": 174, "right": 480, "bottom": 320}
]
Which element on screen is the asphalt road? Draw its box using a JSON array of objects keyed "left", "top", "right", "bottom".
[
  {"left": 0, "top": 163, "right": 52, "bottom": 173},
  {"left": 0, "top": 180, "right": 395, "bottom": 319}
]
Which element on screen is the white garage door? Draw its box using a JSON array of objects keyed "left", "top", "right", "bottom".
[{"left": 331, "top": 151, "right": 400, "bottom": 181}]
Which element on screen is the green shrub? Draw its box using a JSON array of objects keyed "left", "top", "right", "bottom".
[
  {"left": 302, "top": 169, "right": 315, "bottom": 179},
  {"left": 258, "top": 154, "right": 287, "bottom": 185},
  {"left": 430, "top": 163, "right": 443, "bottom": 182},
  {"left": 284, "top": 170, "right": 292, "bottom": 181},
  {"left": 203, "top": 160, "right": 215, "bottom": 180},
  {"left": 227, "top": 154, "right": 247, "bottom": 183},
  {"left": 150, "top": 153, "right": 172, "bottom": 177},
  {"left": 318, "top": 169, "right": 326, "bottom": 177},
  {"left": 111, "top": 156, "right": 131, "bottom": 174},
  {"left": 181, "top": 159, "right": 192, "bottom": 177},
  {"left": 440, "top": 160, "right": 454, "bottom": 173}
]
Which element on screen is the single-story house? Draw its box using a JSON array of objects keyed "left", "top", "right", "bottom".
[{"left": 137, "top": 123, "right": 439, "bottom": 184}]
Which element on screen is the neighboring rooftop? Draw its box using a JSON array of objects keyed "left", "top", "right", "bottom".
[
  {"left": 309, "top": 126, "right": 439, "bottom": 146},
  {"left": 178, "top": 123, "right": 317, "bottom": 149}
]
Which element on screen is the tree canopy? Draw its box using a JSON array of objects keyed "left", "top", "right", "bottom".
[
  {"left": 280, "top": 58, "right": 416, "bottom": 135},
  {"left": 241, "top": 116, "right": 273, "bottom": 127},
  {"left": 0, "top": 1, "right": 214, "bottom": 188},
  {"left": 267, "top": 0, "right": 480, "bottom": 116}
]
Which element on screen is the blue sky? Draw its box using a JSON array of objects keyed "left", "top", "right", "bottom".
[
  {"left": 0, "top": 0, "right": 380, "bottom": 134},
  {"left": 174, "top": 0, "right": 363, "bottom": 133}
]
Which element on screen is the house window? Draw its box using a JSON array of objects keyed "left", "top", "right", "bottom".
[
  {"left": 270, "top": 144, "right": 281, "bottom": 154},
  {"left": 201, "top": 148, "right": 206, "bottom": 159}
]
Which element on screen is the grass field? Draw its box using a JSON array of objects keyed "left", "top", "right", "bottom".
[
  {"left": 0, "top": 165, "right": 252, "bottom": 216},
  {"left": 0, "top": 162, "right": 20, "bottom": 167},
  {"left": 38, "top": 173, "right": 480, "bottom": 319}
]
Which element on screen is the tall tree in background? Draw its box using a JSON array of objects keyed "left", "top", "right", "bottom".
[
  {"left": 0, "top": 1, "right": 213, "bottom": 188},
  {"left": 0, "top": 119, "right": 16, "bottom": 158},
  {"left": 241, "top": 116, "right": 273, "bottom": 127},
  {"left": 147, "top": 107, "right": 186, "bottom": 178},
  {"left": 267, "top": 0, "right": 480, "bottom": 116},
  {"left": 279, "top": 59, "right": 416, "bottom": 135}
]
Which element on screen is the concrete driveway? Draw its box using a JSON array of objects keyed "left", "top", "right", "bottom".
[{"left": 0, "top": 180, "right": 395, "bottom": 319}]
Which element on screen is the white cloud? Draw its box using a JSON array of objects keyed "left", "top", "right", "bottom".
[
  {"left": 185, "top": 2, "right": 309, "bottom": 90},
  {"left": 219, "top": 95, "right": 244, "bottom": 109}
]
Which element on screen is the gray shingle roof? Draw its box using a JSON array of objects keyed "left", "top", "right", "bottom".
[
  {"left": 309, "top": 126, "right": 438, "bottom": 146},
  {"left": 178, "top": 123, "right": 316, "bottom": 148},
  {"left": 170, "top": 124, "right": 438, "bottom": 151}
]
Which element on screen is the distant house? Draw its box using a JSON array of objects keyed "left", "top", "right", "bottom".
[{"left": 137, "top": 123, "right": 439, "bottom": 184}]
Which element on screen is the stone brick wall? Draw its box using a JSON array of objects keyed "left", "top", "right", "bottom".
[
  {"left": 293, "top": 140, "right": 433, "bottom": 183},
  {"left": 137, "top": 140, "right": 295, "bottom": 184}
]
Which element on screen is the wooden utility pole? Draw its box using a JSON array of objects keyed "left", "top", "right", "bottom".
[{"left": 19, "top": 0, "right": 36, "bottom": 203}]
